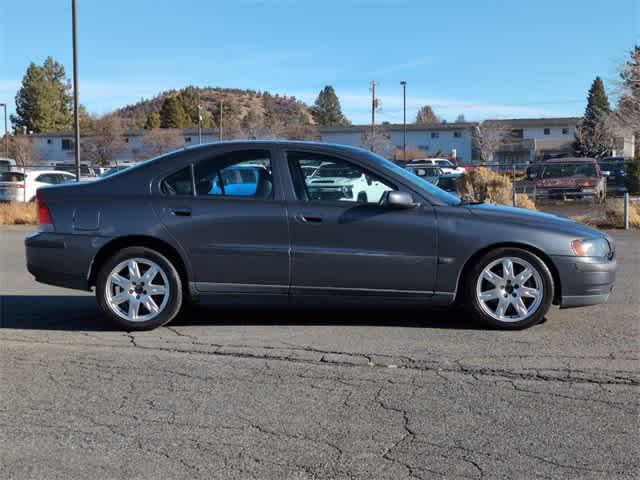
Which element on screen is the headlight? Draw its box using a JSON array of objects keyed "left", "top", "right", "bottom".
[
  {"left": 341, "top": 185, "right": 353, "bottom": 196},
  {"left": 571, "top": 238, "right": 611, "bottom": 257}
]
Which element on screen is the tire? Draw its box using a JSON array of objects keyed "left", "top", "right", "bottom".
[
  {"left": 96, "top": 246, "right": 183, "bottom": 330},
  {"left": 464, "top": 247, "right": 554, "bottom": 330}
]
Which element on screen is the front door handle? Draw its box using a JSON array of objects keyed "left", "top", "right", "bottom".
[
  {"left": 170, "top": 208, "right": 192, "bottom": 217},
  {"left": 295, "top": 214, "right": 323, "bottom": 224}
]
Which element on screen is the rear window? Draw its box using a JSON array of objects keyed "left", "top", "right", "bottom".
[{"left": 0, "top": 172, "right": 25, "bottom": 182}]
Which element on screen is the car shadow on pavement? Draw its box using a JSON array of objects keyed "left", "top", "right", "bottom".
[{"left": 0, "top": 295, "right": 485, "bottom": 332}]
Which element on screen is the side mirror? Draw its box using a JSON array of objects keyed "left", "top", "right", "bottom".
[{"left": 384, "top": 191, "right": 418, "bottom": 209}]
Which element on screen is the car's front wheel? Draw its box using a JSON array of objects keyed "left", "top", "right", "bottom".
[
  {"left": 96, "top": 247, "right": 183, "bottom": 330},
  {"left": 465, "top": 248, "right": 554, "bottom": 329}
]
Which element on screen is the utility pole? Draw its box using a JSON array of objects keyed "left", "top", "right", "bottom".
[
  {"left": 219, "top": 98, "right": 223, "bottom": 141},
  {"left": 71, "top": 0, "right": 81, "bottom": 181},
  {"left": 0, "top": 103, "right": 7, "bottom": 159},
  {"left": 400, "top": 81, "right": 407, "bottom": 162},
  {"left": 370, "top": 81, "right": 377, "bottom": 152},
  {"left": 197, "top": 90, "right": 202, "bottom": 144}
]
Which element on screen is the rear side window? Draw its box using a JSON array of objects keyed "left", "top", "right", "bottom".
[
  {"left": 194, "top": 150, "right": 273, "bottom": 199},
  {"left": 0, "top": 172, "right": 25, "bottom": 182},
  {"left": 161, "top": 166, "right": 193, "bottom": 196}
]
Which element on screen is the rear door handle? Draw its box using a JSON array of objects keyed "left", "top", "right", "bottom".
[
  {"left": 170, "top": 208, "right": 192, "bottom": 217},
  {"left": 295, "top": 214, "right": 323, "bottom": 224}
]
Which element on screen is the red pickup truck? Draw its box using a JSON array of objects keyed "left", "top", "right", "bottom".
[{"left": 535, "top": 158, "right": 607, "bottom": 202}]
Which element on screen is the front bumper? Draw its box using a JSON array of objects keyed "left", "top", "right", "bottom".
[
  {"left": 551, "top": 255, "right": 617, "bottom": 308},
  {"left": 25, "top": 231, "right": 103, "bottom": 291}
]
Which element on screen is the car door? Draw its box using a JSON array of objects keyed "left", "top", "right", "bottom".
[
  {"left": 155, "top": 148, "right": 290, "bottom": 294},
  {"left": 283, "top": 149, "right": 438, "bottom": 295}
]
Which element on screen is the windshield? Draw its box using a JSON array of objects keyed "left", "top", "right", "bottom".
[
  {"left": 542, "top": 163, "right": 597, "bottom": 179},
  {"left": 436, "top": 160, "right": 454, "bottom": 168},
  {"left": 367, "top": 152, "right": 461, "bottom": 205},
  {"left": 0, "top": 172, "right": 25, "bottom": 182}
]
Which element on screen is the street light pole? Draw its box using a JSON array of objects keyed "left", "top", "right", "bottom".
[
  {"left": 197, "top": 90, "right": 202, "bottom": 144},
  {"left": 370, "top": 81, "right": 377, "bottom": 152},
  {"left": 400, "top": 81, "right": 407, "bottom": 162},
  {"left": 0, "top": 103, "right": 8, "bottom": 159},
  {"left": 71, "top": 0, "right": 81, "bottom": 181},
  {"left": 219, "top": 99, "right": 223, "bottom": 141}
]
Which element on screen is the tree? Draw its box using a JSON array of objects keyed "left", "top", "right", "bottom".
[
  {"left": 11, "top": 57, "right": 73, "bottom": 133},
  {"left": 179, "top": 86, "right": 200, "bottom": 127},
  {"left": 7, "top": 134, "right": 42, "bottom": 166},
  {"left": 311, "top": 85, "right": 350, "bottom": 126},
  {"left": 473, "top": 121, "right": 511, "bottom": 163},
  {"left": 159, "top": 96, "right": 188, "bottom": 128},
  {"left": 240, "top": 110, "right": 263, "bottom": 139},
  {"left": 137, "top": 129, "right": 185, "bottom": 159},
  {"left": 82, "top": 114, "right": 125, "bottom": 166},
  {"left": 455, "top": 114, "right": 466, "bottom": 123},
  {"left": 574, "top": 77, "right": 613, "bottom": 158},
  {"left": 145, "top": 112, "right": 161, "bottom": 129},
  {"left": 360, "top": 125, "right": 394, "bottom": 157},
  {"left": 611, "top": 45, "right": 640, "bottom": 134},
  {"left": 415, "top": 105, "right": 440, "bottom": 125}
]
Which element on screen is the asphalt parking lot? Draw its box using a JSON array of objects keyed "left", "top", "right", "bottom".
[{"left": 1, "top": 226, "right": 638, "bottom": 479}]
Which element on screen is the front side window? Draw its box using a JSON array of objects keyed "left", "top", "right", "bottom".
[
  {"left": 194, "top": 150, "right": 273, "bottom": 199},
  {"left": 287, "top": 151, "right": 394, "bottom": 204}
]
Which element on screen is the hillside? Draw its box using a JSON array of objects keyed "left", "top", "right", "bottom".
[{"left": 116, "top": 86, "right": 315, "bottom": 137}]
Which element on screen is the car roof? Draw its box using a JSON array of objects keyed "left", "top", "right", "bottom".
[{"left": 544, "top": 157, "right": 597, "bottom": 164}]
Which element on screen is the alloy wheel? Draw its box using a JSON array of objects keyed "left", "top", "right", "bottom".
[
  {"left": 105, "top": 258, "right": 170, "bottom": 322},
  {"left": 475, "top": 256, "right": 544, "bottom": 323}
]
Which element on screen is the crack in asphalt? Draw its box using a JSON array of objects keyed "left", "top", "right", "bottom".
[{"left": 2, "top": 334, "right": 635, "bottom": 388}]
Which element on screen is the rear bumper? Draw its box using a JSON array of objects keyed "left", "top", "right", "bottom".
[
  {"left": 551, "top": 255, "right": 617, "bottom": 309},
  {"left": 25, "top": 231, "right": 102, "bottom": 291}
]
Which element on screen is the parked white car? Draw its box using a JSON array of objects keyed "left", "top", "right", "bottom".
[
  {"left": 0, "top": 158, "right": 18, "bottom": 173},
  {"left": 0, "top": 170, "right": 76, "bottom": 202},
  {"left": 306, "top": 162, "right": 392, "bottom": 203},
  {"left": 409, "top": 158, "right": 465, "bottom": 175}
]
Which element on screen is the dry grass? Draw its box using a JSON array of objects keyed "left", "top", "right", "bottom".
[
  {"left": 574, "top": 199, "right": 640, "bottom": 229},
  {"left": 0, "top": 202, "right": 38, "bottom": 225},
  {"left": 458, "top": 167, "right": 536, "bottom": 210}
]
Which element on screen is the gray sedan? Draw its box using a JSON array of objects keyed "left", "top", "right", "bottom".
[{"left": 25, "top": 141, "right": 616, "bottom": 330}]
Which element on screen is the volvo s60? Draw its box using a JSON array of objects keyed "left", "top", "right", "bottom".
[{"left": 25, "top": 142, "right": 616, "bottom": 330}]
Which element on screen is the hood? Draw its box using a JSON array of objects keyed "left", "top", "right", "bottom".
[{"left": 466, "top": 202, "right": 604, "bottom": 238}]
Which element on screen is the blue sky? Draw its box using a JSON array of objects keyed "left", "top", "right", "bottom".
[{"left": 0, "top": 0, "right": 638, "bottom": 125}]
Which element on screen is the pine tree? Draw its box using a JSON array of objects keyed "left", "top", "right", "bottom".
[
  {"left": 574, "top": 77, "right": 612, "bottom": 157},
  {"left": 584, "top": 77, "right": 611, "bottom": 130},
  {"left": 415, "top": 105, "right": 440, "bottom": 125},
  {"left": 145, "top": 112, "right": 161, "bottom": 129},
  {"left": 11, "top": 57, "right": 73, "bottom": 133},
  {"left": 311, "top": 86, "right": 350, "bottom": 126},
  {"left": 179, "top": 86, "right": 200, "bottom": 127},
  {"left": 159, "top": 97, "right": 188, "bottom": 128}
]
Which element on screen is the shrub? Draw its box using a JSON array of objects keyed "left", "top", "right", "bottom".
[
  {"left": 625, "top": 157, "right": 640, "bottom": 194},
  {"left": 0, "top": 202, "right": 38, "bottom": 225},
  {"left": 457, "top": 167, "right": 536, "bottom": 209},
  {"left": 575, "top": 199, "right": 640, "bottom": 229}
]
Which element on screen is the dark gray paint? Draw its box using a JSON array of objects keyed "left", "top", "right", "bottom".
[{"left": 25, "top": 141, "right": 616, "bottom": 309}]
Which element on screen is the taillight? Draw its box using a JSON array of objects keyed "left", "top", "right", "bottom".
[{"left": 36, "top": 190, "right": 53, "bottom": 227}]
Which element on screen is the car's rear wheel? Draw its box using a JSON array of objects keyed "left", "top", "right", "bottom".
[
  {"left": 465, "top": 248, "right": 554, "bottom": 329},
  {"left": 96, "top": 247, "right": 183, "bottom": 330}
]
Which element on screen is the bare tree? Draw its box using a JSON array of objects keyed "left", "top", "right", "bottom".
[
  {"left": 473, "top": 121, "right": 512, "bottom": 163},
  {"left": 82, "top": 114, "right": 126, "bottom": 166},
  {"left": 136, "top": 129, "right": 185, "bottom": 160},
  {"left": 609, "top": 46, "right": 640, "bottom": 136},
  {"left": 8, "top": 135, "right": 42, "bottom": 167},
  {"left": 360, "top": 125, "right": 394, "bottom": 158}
]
